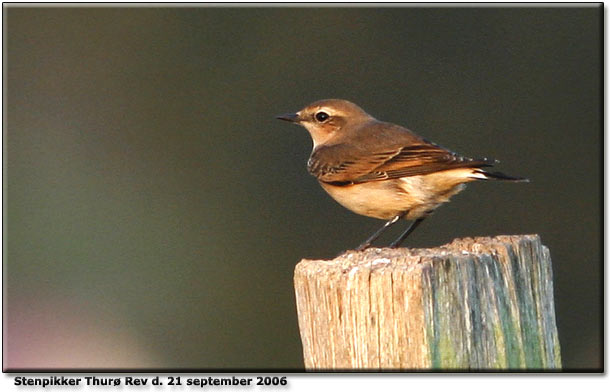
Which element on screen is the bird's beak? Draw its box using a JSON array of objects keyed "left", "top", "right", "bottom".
[{"left": 275, "top": 112, "right": 300, "bottom": 123}]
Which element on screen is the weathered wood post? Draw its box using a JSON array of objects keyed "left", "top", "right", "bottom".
[{"left": 294, "top": 234, "right": 561, "bottom": 370}]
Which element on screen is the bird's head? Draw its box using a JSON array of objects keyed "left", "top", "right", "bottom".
[{"left": 276, "top": 99, "right": 374, "bottom": 148}]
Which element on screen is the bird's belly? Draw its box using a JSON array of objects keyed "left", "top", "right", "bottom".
[{"left": 319, "top": 169, "right": 475, "bottom": 220}]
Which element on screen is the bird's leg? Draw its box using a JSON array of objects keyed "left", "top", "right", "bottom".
[
  {"left": 355, "top": 214, "right": 404, "bottom": 251},
  {"left": 389, "top": 218, "right": 425, "bottom": 248}
]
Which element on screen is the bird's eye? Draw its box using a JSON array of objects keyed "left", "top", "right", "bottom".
[{"left": 315, "top": 111, "right": 330, "bottom": 122}]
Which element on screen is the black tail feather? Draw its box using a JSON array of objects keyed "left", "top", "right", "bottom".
[{"left": 475, "top": 169, "right": 529, "bottom": 182}]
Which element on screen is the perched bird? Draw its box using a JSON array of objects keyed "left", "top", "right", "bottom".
[{"left": 277, "top": 99, "right": 527, "bottom": 250}]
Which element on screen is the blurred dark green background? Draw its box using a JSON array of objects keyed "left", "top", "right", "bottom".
[{"left": 3, "top": 6, "right": 601, "bottom": 370}]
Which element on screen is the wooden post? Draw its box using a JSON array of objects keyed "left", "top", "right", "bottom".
[{"left": 293, "top": 234, "right": 561, "bottom": 370}]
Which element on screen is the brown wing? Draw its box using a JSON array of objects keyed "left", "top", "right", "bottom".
[{"left": 308, "top": 140, "right": 495, "bottom": 185}]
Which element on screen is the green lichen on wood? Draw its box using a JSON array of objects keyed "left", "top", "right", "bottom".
[
  {"left": 294, "top": 234, "right": 560, "bottom": 370},
  {"left": 421, "top": 235, "right": 561, "bottom": 370}
]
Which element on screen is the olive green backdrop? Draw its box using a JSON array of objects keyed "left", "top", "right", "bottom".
[{"left": 3, "top": 6, "right": 601, "bottom": 370}]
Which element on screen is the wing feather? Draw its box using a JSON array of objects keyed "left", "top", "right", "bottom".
[{"left": 308, "top": 141, "right": 495, "bottom": 185}]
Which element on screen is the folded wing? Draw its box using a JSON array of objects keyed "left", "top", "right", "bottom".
[{"left": 308, "top": 136, "right": 495, "bottom": 185}]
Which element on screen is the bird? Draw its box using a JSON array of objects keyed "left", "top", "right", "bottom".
[{"left": 276, "top": 99, "right": 528, "bottom": 250}]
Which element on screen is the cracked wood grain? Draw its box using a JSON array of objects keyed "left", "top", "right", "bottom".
[{"left": 293, "top": 235, "right": 561, "bottom": 371}]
